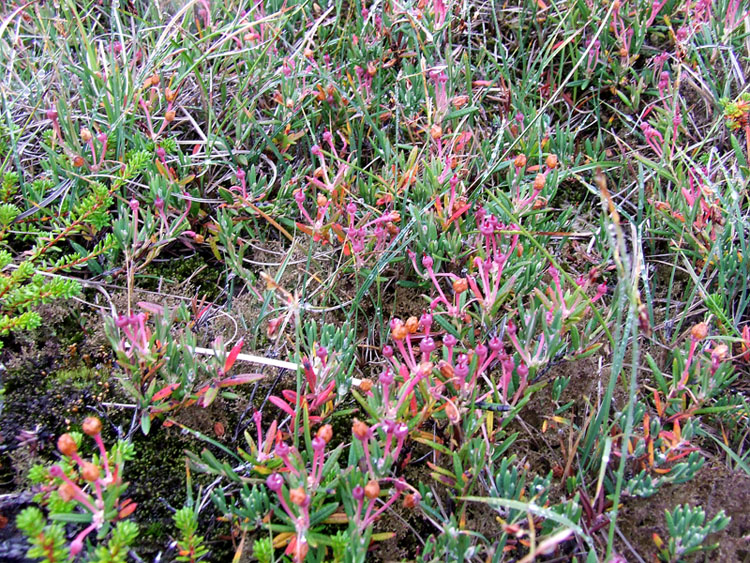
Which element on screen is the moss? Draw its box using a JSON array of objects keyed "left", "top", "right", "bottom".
[
  {"left": 46, "top": 366, "right": 101, "bottom": 390},
  {"left": 138, "top": 254, "right": 222, "bottom": 300}
]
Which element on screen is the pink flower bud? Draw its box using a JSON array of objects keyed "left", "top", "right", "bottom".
[
  {"left": 379, "top": 369, "right": 394, "bottom": 385},
  {"left": 275, "top": 442, "right": 290, "bottom": 457},
  {"left": 420, "top": 337, "right": 437, "bottom": 355},
  {"left": 70, "top": 538, "right": 84, "bottom": 556},
  {"left": 48, "top": 465, "right": 65, "bottom": 478},
  {"left": 266, "top": 473, "right": 283, "bottom": 492}
]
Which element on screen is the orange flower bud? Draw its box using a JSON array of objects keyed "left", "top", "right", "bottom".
[
  {"left": 80, "top": 128, "right": 92, "bottom": 143},
  {"left": 359, "top": 378, "right": 373, "bottom": 392},
  {"left": 81, "top": 462, "right": 100, "bottom": 482},
  {"left": 438, "top": 360, "right": 454, "bottom": 379},
  {"left": 316, "top": 424, "right": 333, "bottom": 444},
  {"left": 514, "top": 154, "right": 527, "bottom": 168},
  {"left": 405, "top": 316, "right": 419, "bottom": 334},
  {"left": 82, "top": 417, "right": 102, "bottom": 436},
  {"left": 546, "top": 154, "right": 558, "bottom": 169},
  {"left": 403, "top": 493, "right": 418, "bottom": 508},
  {"left": 72, "top": 155, "right": 85, "bottom": 167},
  {"left": 352, "top": 419, "right": 369, "bottom": 440},
  {"left": 691, "top": 322, "right": 708, "bottom": 340},
  {"left": 164, "top": 109, "right": 176, "bottom": 122},
  {"left": 289, "top": 486, "right": 307, "bottom": 505},
  {"left": 364, "top": 479, "right": 380, "bottom": 499},
  {"left": 392, "top": 323, "right": 407, "bottom": 341},
  {"left": 59, "top": 482, "right": 76, "bottom": 502},
  {"left": 57, "top": 433, "right": 77, "bottom": 456},
  {"left": 533, "top": 173, "right": 546, "bottom": 191},
  {"left": 430, "top": 124, "right": 443, "bottom": 140},
  {"left": 316, "top": 193, "right": 328, "bottom": 207},
  {"left": 165, "top": 88, "right": 177, "bottom": 102},
  {"left": 452, "top": 278, "right": 468, "bottom": 293}
]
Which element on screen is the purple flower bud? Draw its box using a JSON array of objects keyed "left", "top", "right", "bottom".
[
  {"left": 294, "top": 190, "right": 305, "bottom": 203},
  {"left": 156, "top": 147, "right": 166, "bottom": 160},
  {"left": 155, "top": 197, "right": 164, "bottom": 211},
  {"left": 596, "top": 283, "right": 607, "bottom": 298},
  {"left": 312, "top": 437, "right": 326, "bottom": 452},
  {"left": 394, "top": 423, "right": 409, "bottom": 440},
  {"left": 384, "top": 419, "right": 396, "bottom": 433},
  {"left": 382, "top": 345, "right": 394, "bottom": 359},
  {"left": 97, "top": 132, "right": 107, "bottom": 144},
  {"left": 455, "top": 357, "right": 469, "bottom": 379},
  {"left": 479, "top": 218, "right": 494, "bottom": 236},
  {"left": 46, "top": 109, "right": 58, "bottom": 121},
  {"left": 316, "top": 346, "right": 328, "bottom": 361},
  {"left": 421, "top": 255, "right": 434, "bottom": 269},
  {"left": 420, "top": 337, "right": 437, "bottom": 355},
  {"left": 346, "top": 202, "right": 357, "bottom": 215},
  {"left": 489, "top": 336, "right": 502, "bottom": 352},
  {"left": 115, "top": 314, "right": 129, "bottom": 328},
  {"left": 475, "top": 343, "right": 488, "bottom": 361},
  {"left": 548, "top": 265, "right": 558, "bottom": 280},
  {"left": 394, "top": 478, "right": 407, "bottom": 492},
  {"left": 352, "top": 485, "right": 365, "bottom": 500},
  {"left": 380, "top": 369, "right": 394, "bottom": 385},
  {"left": 48, "top": 465, "right": 64, "bottom": 478},
  {"left": 129, "top": 199, "right": 139, "bottom": 211},
  {"left": 506, "top": 321, "right": 516, "bottom": 336},
  {"left": 443, "top": 334, "right": 457, "bottom": 347},
  {"left": 266, "top": 473, "right": 284, "bottom": 492},
  {"left": 517, "top": 363, "right": 529, "bottom": 378},
  {"left": 70, "top": 538, "right": 84, "bottom": 556},
  {"left": 311, "top": 144, "right": 322, "bottom": 156},
  {"left": 420, "top": 313, "right": 433, "bottom": 332},
  {"left": 275, "top": 441, "right": 290, "bottom": 457},
  {"left": 322, "top": 131, "right": 333, "bottom": 144},
  {"left": 236, "top": 168, "right": 245, "bottom": 181}
]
